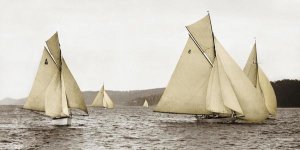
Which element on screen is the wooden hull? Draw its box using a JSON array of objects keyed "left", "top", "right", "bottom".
[{"left": 52, "top": 118, "right": 71, "bottom": 126}]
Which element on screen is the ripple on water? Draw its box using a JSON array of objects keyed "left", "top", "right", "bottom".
[{"left": 0, "top": 106, "right": 299, "bottom": 149}]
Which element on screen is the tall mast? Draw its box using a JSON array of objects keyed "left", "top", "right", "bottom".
[{"left": 207, "top": 11, "right": 216, "bottom": 58}]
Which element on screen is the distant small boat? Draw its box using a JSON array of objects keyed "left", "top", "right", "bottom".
[
  {"left": 154, "top": 13, "right": 269, "bottom": 123},
  {"left": 23, "top": 32, "right": 89, "bottom": 126},
  {"left": 243, "top": 43, "right": 277, "bottom": 117},
  {"left": 143, "top": 99, "right": 149, "bottom": 107},
  {"left": 91, "top": 85, "right": 114, "bottom": 109}
]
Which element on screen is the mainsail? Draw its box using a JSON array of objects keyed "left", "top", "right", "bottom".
[
  {"left": 143, "top": 99, "right": 149, "bottom": 107},
  {"left": 24, "top": 32, "right": 88, "bottom": 118},
  {"left": 91, "top": 85, "right": 114, "bottom": 109},
  {"left": 154, "top": 14, "right": 214, "bottom": 115},
  {"left": 243, "top": 44, "right": 277, "bottom": 116},
  {"left": 154, "top": 14, "right": 269, "bottom": 122},
  {"left": 24, "top": 47, "right": 58, "bottom": 111},
  {"left": 154, "top": 37, "right": 212, "bottom": 114}
]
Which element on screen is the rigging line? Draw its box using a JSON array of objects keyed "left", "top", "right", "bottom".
[
  {"left": 254, "top": 40, "right": 259, "bottom": 78},
  {"left": 186, "top": 31, "right": 213, "bottom": 67},
  {"left": 207, "top": 12, "right": 216, "bottom": 58},
  {"left": 45, "top": 40, "right": 62, "bottom": 71}
]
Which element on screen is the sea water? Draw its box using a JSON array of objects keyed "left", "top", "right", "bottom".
[{"left": 0, "top": 106, "right": 299, "bottom": 149}]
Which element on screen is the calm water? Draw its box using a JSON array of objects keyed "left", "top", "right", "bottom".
[{"left": 0, "top": 106, "right": 299, "bottom": 149}]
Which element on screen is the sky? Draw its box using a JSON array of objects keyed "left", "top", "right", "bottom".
[{"left": 0, "top": 0, "right": 299, "bottom": 100}]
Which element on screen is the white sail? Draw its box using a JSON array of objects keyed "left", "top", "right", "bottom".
[
  {"left": 217, "top": 52, "right": 243, "bottom": 114},
  {"left": 143, "top": 100, "right": 149, "bottom": 107},
  {"left": 155, "top": 14, "right": 216, "bottom": 114},
  {"left": 103, "top": 90, "right": 114, "bottom": 109},
  {"left": 24, "top": 47, "right": 58, "bottom": 111},
  {"left": 91, "top": 85, "right": 105, "bottom": 107},
  {"left": 215, "top": 38, "right": 268, "bottom": 122},
  {"left": 61, "top": 74, "right": 70, "bottom": 117},
  {"left": 206, "top": 57, "right": 231, "bottom": 114},
  {"left": 243, "top": 44, "right": 277, "bottom": 116},
  {"left": 154, "top": 37, "right": 212, "bottom": 114},
  {"left": 61, "top": 58, "right": 88, "bottom": 114},
  {"left": 25, "top": 32, "right": 89, "bottom": 118},
  {"left": 91, "top": 85, "right": 114, "bottom": 108},
  {"left": 243, "top": 44, "right": 258, "bottom": 87},
  {"left": 45, "top": 71, "right": 68, "bottom": 118},
  {"left": 186, "top": 14, "right": 215, "bottom": 63},
  {"left": 257, "top": 67, "right": 277, "bottom": 116},
  {"left": 46, "top": 32, "right": 61, "bottom": 67}
]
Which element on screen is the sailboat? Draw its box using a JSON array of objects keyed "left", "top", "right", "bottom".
[
  {"left": 154, "top": 13, "right": 269, "bottom": 123},
  {"left": 23, "top": 32, "right": 89, "bottom": 126},
  {"left": 243, "top": 42, "right": 277, "bottom": 117},
  {"left": 143, "top": 99, "right": 149, "bottom": 107},
  {"left": 91, "top": 85, "right": 114, "bottom": 109}
]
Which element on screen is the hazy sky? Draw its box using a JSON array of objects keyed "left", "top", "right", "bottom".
[{"left": 0, "top": 0, "right": 299, "bottom": 100}]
